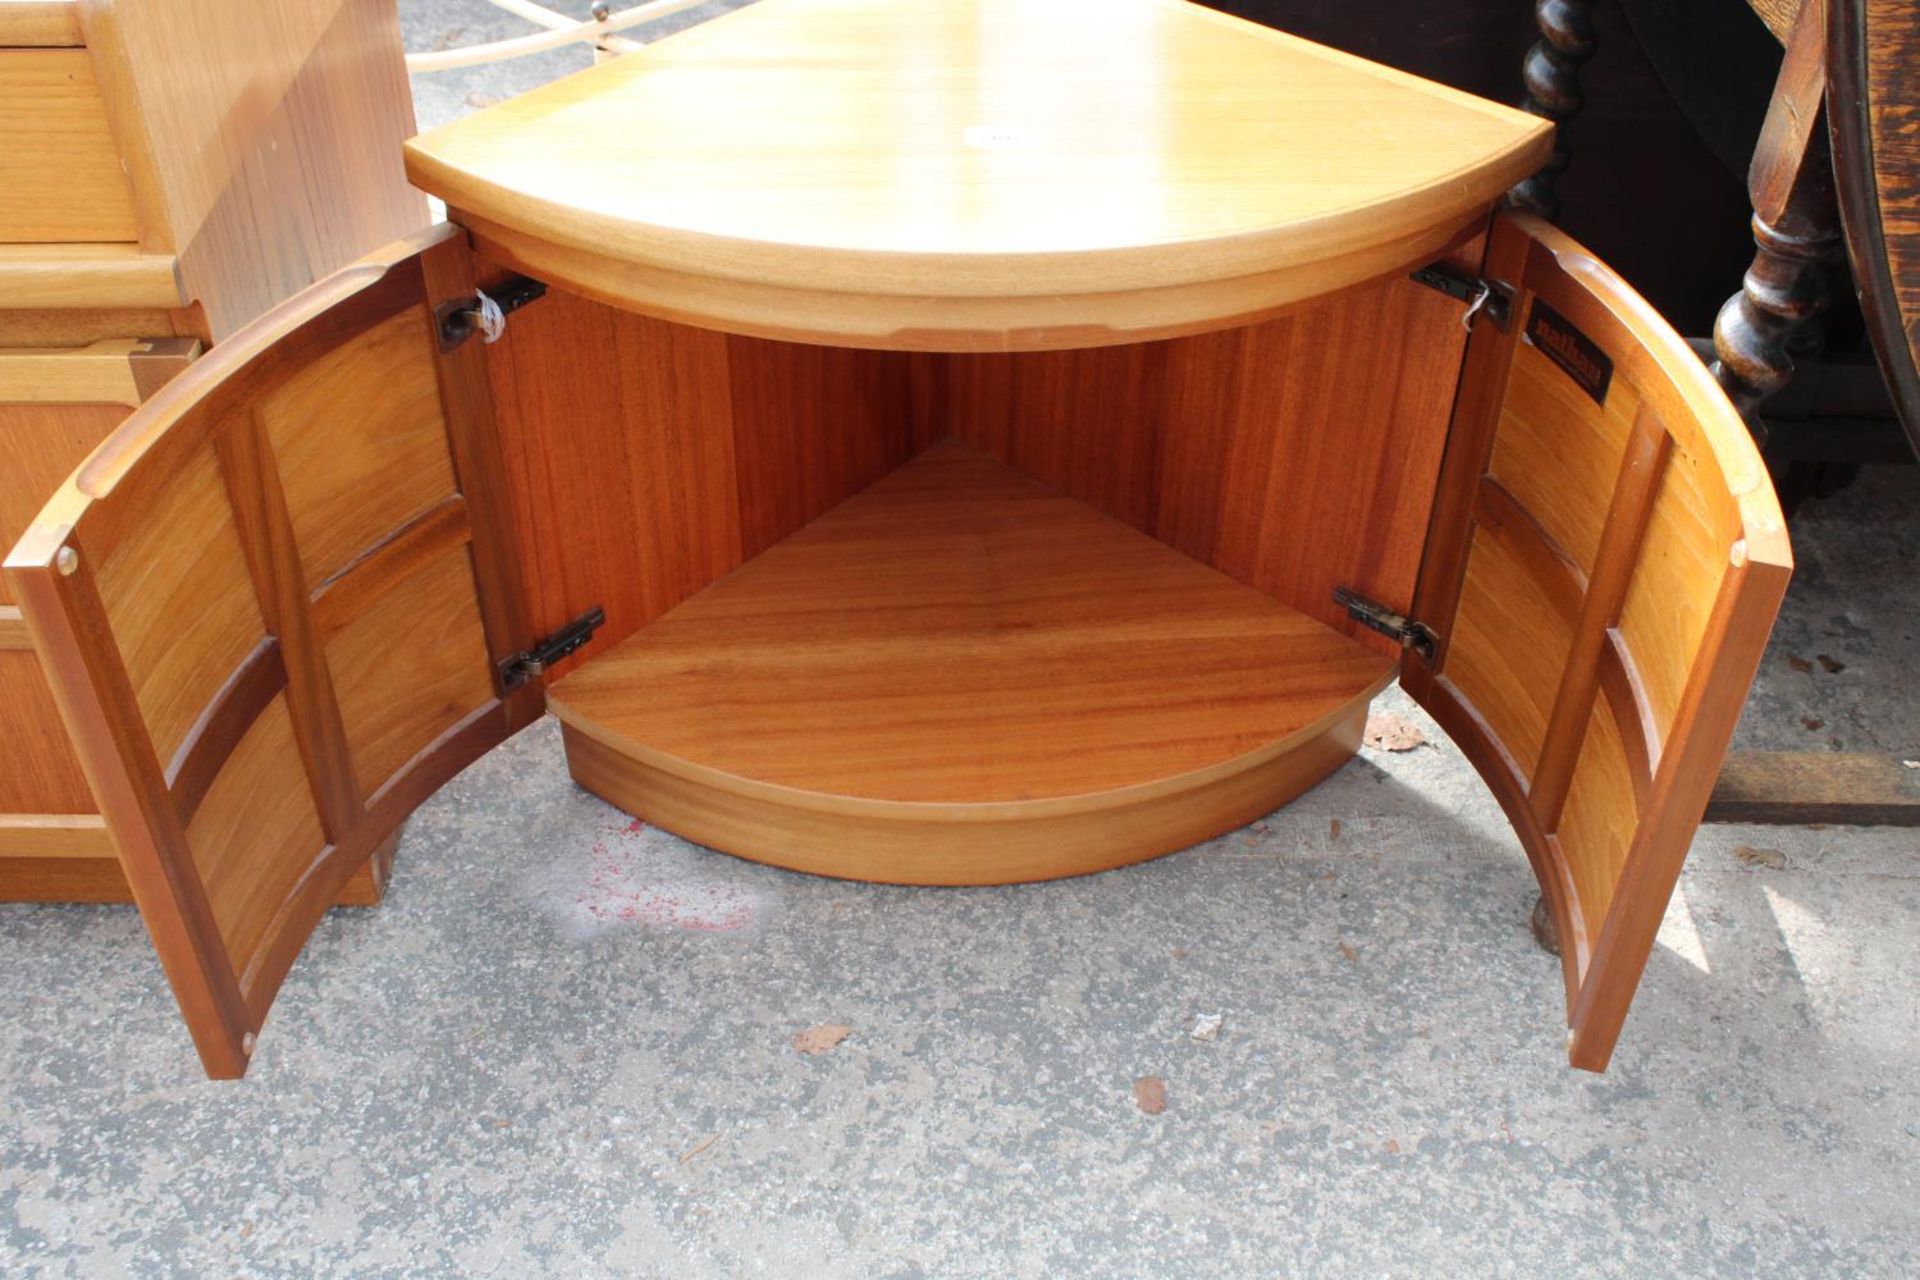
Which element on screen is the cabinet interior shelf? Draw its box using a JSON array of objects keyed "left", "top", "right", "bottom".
[{"left": 547, "top": 442, "right": 1396, "bottom": 884}]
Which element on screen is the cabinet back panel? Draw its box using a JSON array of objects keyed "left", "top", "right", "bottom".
[
  {"left": 921, "top": 268, "right": 1474, "bottom": 653},
  {"left": 490, "top": 259, "right": 1473, "bottom": 666},
  {"left": 480, "top": 278, "right": 931, "bottom": 675}
]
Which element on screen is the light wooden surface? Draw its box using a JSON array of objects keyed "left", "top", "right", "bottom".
[
  {"left": 480, "top": 268, "right": 931, "bottom": 676},
  {"left": 0, "top": 48, "right": 138, "bottom": 242},
  {"left": 0, "top": 336, "right": 197, "bottom": 405},
  {"left": 0, "top": 0, "right": 434, "bottom": 908},
  {"left": 78, "top": 0, "right": 429, "bottom": 340},
  {"left": 921, "top": 238, "right": 1479, "bottom": 653},
  {"left": 0, "top": 398, "right": 129, "bottom": 886},
  {"left": 549, "top": 443, "right": 1394, "bottom": 884},
  {"left": 407, "top": 0, "right": 1549, "bottom": 349},
  {"left": 478, "top": 236, "right": 1474, "bottom": 675},
  {"left": 0, "top": 307, "right": 195, "bottom": 346},
  {"left": 0, "top": 2, "right": 81, "bottom": 46},
  {"left": 5, "top": 229, "right": 538, "bottom": 1075},
  {"left": 1404, "top": 213, "right": 1791, "bottom": 1072},
  {"left": 0, "top": 243, "right": 183, "bottom": 310}
]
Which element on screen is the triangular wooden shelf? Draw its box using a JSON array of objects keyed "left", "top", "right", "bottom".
[{"left": 547, "top": 443, "right": 1394, "bottom": 884}]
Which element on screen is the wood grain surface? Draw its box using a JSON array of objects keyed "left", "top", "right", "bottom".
[
  {"left": 484, "top": 256, "right": 1473, "bottom": 674},
  {"left": 480, "top": 278, "right": 932, "bottom": 677},
  {"left": 1405, "top": 213, "right": 1790, "bottom": 1072},
  {"left": 0, "top": 243, "right": 183, "bottom": 310},
  {"left": 919, "top": 257, "right": 1476, "bottom": 654},
  {"left": 408, "top": 0, "right": 1548, "bottom": 348},
  {"left": 1830, "top": 0, "right": 1920, "bottom": 443},
  {"left": 0, "top": 48, "right": 138, "bottom": 242},
  {"left": 0, "top": 2, "right": 83, "bottom": 46},
  {"left": 77, "top": 0, "right": 429, "bottom": 340},
  {"left": 549, "top": 443, "right": 1394, "bottom": 884},
  {"left": 4, "top": 229, "right": 536, "bottom": 1075}
]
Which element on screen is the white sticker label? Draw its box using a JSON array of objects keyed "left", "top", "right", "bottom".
[{"left": 964, "top": 125, "right": 1037, "bottom": 151}]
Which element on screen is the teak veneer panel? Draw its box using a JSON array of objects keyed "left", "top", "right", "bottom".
[
  {"left": 6, "top": 229, "right": 540, "bottom": 1075},
  {"left": 0, "top": 3, "right": 83, "bottom": 46},
  {"left": 77, "top": 0, "right": 430, "bottom": 340},
  {"left": 549, "top": 443, "right": 1394, "bottom": 884},
  {"left": 919, "top": 262, "right": 1476, "bottom": 654},
  {"left": 0, "top": 243, "right": 183, "bottom": 311},
  {"left": 406, "top": 0, "right": 1550, "bottom": 348},
  {"left": 485, "top": 260, "right": 1471, "bottom": 672},
  {"left": 1404, "top": 215, "right": 1790, "bottom": 1072},
  {"left": 0, "top": 48, "right": 139, "bottom": 242},
  {"left": 482, "top": 281, "right": 930, "bottom": 675}
]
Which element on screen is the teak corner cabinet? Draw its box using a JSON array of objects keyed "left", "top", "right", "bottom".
[{"left": 5, "top": 0, "right": 1790, "bottom": 1079}]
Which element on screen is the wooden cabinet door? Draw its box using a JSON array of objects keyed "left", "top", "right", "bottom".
[
  {"left": 1405, "top": 212, "right": 1792, "bottom": 1072},
  {"left": 4, "top": 227, "right": 537, "bottom": 1078}
]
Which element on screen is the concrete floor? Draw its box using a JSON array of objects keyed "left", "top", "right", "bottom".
[{"left": 3, "top": 5, "right": 1918, "bottom": 1275}]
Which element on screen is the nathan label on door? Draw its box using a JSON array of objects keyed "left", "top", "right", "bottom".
[{"left": 1525, "top": 298, "right": 1614, "bottom": 406}]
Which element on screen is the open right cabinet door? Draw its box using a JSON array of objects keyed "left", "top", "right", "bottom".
[{"left": 1405, "top": 213, "right": 1792, "bottom": 1072}]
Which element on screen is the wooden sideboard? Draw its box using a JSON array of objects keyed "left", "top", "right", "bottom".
[
  {"left": 0, "top": 0, "right": 427, "bottom": 901},
  {"left": 7, "top": 0, "right": 1791, "bottom": 1079}
]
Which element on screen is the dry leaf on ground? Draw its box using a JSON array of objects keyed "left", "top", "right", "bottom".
[
  {"left": 1364, "top": 712, "right": 1426, "bottom": 752},
  {"left": 793, "top": 1023, "right": 852, "bottom": 1055},
  {"left": 1134, "top": 1076, "right": 1167, "bottom": 1114},
  {"left": 1735, "top": 845, "right": 1787, "bottom": 870},
  {"left": 679, "top": 1133, "right": 722, "bottom": 1165}
]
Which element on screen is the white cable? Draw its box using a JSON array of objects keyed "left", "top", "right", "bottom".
[
  {"left": 406, "top": 0, "right": 714, "bottom": 72},
  {"left": 479, "top": 0, "right": 643, "bottom": 54},
  {"left": 473, "top": 290, "right": 508, "bottom": 344}
]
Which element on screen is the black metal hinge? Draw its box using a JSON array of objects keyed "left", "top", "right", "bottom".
[
  {"left": 436, "top": 274, "right": 548, "bottom": 352},
  {"left": 498, "top": 606, "right": 605, "bottom": 692},
  {"left": 1333, "top": 587, "right": 1437, "bottom": 661},
  {"left": 1410, "top": 261, "right": 1512, "bottom": 332}
]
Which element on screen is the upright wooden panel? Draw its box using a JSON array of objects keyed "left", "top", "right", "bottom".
[
  {"left": 5, "top": 229, "right": 537, "bottom": 1077},
  {"left": 0, "top": 649, "right": 93, "bottom": 815},
  {"left": 0, "top": 403, "right": 123, "bottom": 607},
  {"left": 257, "top": 308, "right": 460, "bottom": 588},
  {"left": 923, "top": 261, "right": 1475, "bottom": 653},
  {"left": 0, "top": 3, "right": 85, "bottom": 46},
  {"left": 727, "top": 342, "right": 918, "bottom": 558},
  {"left": 90, "top": 445, "right": 265, "bottom": 767},
  {"left": 1830, "top": 0, "right": 1920, "bottom": 445},
  {"left": 0, "top": 48, "right": 139, "bottom": 242},
  {"left": 77, "top": 0, "right": 429, "bottom": 340},
  {"left": 1405, "top": 213, "right": 1791, "bottom": 1072},
  {"left": 482, "top": 281, "right": 921, "bottom": 675}
]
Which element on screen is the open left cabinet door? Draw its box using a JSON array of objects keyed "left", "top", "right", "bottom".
[
  {"left": 4, "top": 227, "right": 540, "bottom": 1078},
  {"left": 1405, "top": 212, "right": 1792, "bottom": 1072}
]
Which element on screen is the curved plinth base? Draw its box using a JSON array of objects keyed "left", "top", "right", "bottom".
[
  {"left": 548, "top": 443, "right": 1395, "bottom": 885},
  {"left": 558, "top": 701, "right": 1372, "bottom": 886}
]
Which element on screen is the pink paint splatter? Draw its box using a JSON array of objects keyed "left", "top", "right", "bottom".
[{"left": 569, "top": 814, "right": 758, "bottom": 932}]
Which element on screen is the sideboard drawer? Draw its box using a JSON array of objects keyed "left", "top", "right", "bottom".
[
  {"left": 0, "top": 336, "right": 194, "bottom": 895},
  {"left": 0, "top": 48, "right": 143, "bottom": 244}
]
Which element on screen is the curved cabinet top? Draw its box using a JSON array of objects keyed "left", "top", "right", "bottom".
[{"left": 402, "top": 0, "right": 1553, "bottom": 351}]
